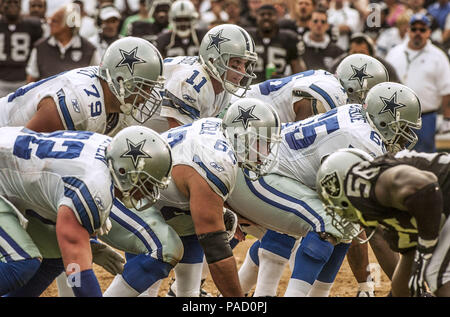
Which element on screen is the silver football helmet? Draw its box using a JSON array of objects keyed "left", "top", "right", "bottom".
[
  {"left": 169, "top": 0, "right": 199, "bottom": 38},
  {"left": 222, "top": 98, "right": 282, "bottom": 180},
  {"left": 316, "top": 148, "right": 374, "bottom": 240},
  {"left": 106, "top": 126, "right": 173, "bottom": 211},
  {"left": 335, "top": 54, "right": 389, "bottom": 104},
  {"left": 363, "top": 82, "right": 422, "bottom": 153},
  {"left": 199, "top": 24, "right": 258, "bottom": 97},
  {"left": 98, "top": 37, "right": 165, "bottom": 124}
]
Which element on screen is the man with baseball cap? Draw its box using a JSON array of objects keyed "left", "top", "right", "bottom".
[
  {"left": 89, "top": 4, "right": 122, "bottom": 57},
  {"left": 386, "top": 13, "right": 450, "bottom": 153}
]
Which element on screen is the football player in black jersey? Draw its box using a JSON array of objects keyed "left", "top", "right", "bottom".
[
  {"left": 0, "top": 0, "right": 43, "bottom": 96},
  {"left": 155, "top": 0, "right": 207, "bottom": 58},
  {"left": 247, "top": 4, "right": 304, "bottom": 83},
  {"left": 317, "top": 148, "right": 450, "bottom": 297}
]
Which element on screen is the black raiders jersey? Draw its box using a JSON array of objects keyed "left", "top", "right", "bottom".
[
  {"left": 156, "top": 28, "right": 207, "bottom": 59},
  {"left": 0, "top": 17, "right": 43, "bottom": 81},
  {"left": 247, "top": 27, "right": 301, "bottom": 83},
  {"left": 345, "top": 150, "right": 450, "bottom": 253}
]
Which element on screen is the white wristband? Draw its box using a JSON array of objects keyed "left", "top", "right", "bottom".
[{"left": 418, "top": 237, "right": 438, "bottom": 249}]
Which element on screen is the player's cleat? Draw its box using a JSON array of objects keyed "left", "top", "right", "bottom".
[
  {"left": 356, "top": 290, "right": 375, "bottom": 297},
  {"left": 165, "top": 278, "right": 212, "bottom": 297}
]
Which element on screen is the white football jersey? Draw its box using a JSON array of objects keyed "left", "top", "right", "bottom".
[
  {"left": 0, "top": 127, "right": 114, "bottom": 235},
  {"left": 152, "top": 118, "right": 238, "bottom": 235},
  {"left": 272, "top": 104, "right": 387, "bottom": 188},
  {"left": 230, "top": 70, "right": 349, "bottom": 122},
  {"left": 0, "top": 66, "right": 117, "bottom": 135},
  {"left": 160, "top": 56, "right": 231, "bottom": 125}
]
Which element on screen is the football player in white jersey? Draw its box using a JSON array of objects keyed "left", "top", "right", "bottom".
[
  {"left": 227, "top": 56, "right": 389, "bottom": 297},
  {"left": 0, "top": 36, "right": 165, "bottom": 136},
  {"left": 0, "top": 125, "right": 172, "bottom": 296},
  {"left": 226, "top": 83, "right": 422, "bottom": 297},
  {"left": 102, "top": 98, "right": 282, "bottom": 297},
  {"left": 125, "top": 24, "right": 258, "bottom": 133}
]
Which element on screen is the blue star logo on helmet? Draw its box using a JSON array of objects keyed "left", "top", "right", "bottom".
[
  {"left": 232, "top": 105, "right": 260, "bottom": 129},
  {"left": 379, "top": 92, "right": 406, "bottom": 118},
  {"left": 121, "top": 139, "right": 151, "bottom": 168},
  {"left": 116, "top": 47, "right": 146, "bottom": 75},
  {"left": 349, "top": 64, "right": 373, "bottom": 86},
  {"left": 207, "top": 29, "right": 231, "bottom": 53}
]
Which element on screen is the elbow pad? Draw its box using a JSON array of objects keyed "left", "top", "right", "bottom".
[{"left": 197, "top": 230, "right": 233, "bottom": 264}]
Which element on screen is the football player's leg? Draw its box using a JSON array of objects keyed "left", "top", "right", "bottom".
[
  {"left": 426, "top": 216, "right": 450, "bottom": 297},
  {"left": 254, "top": 230, "right": 297, "bottom": 297},
  {"left": 0, "top": 198, "right": 41, "bottom": 295},
  {"left": 172, "top": 235, "right": 205, "bottom": 297},
  {"left": 102, "top": 202, "right": 183, "bottom": 297},
  {"left": 284, "top": 231, "right": 334, "bottom": 297},
  {"left": 391, "top": 249, "right": 415, "bottom": 297},
  {"left": 238, "top": 239, "right": 261, "bottom": 295},
  {"left": 346, "top": 232, "right": 375, "bottom": 297},
  {"left": 367, "top": 226, "right": 400, "bottom": 280},
  {"left": 5, "top": 258, "right": 64, "bottom": 297}
]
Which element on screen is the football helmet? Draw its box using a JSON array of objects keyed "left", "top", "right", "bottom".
[
  {"left": 98, "top": 37, "right": 165, "bottom": 124},
  {"left": 222, "top": 98, "right": 282, "bottom": 180},
  {"left": 106, "top": 126, "right": 173, "bottom": 211},
  {"left": 335, "top": 54, "right": 389, "bottom": 104},
  {"left": 169, "top": 0, "right": 199, "bottom": 38},
  {"left": 291, "top": 72, "right": 349, "bottom": 115},
  {"left": 363, "top": 82, "right": 422, "bottom": 153},
  {"left": 199, "top": 24, "right": 258, "bottom": 97},
  {"left": 316, "top": 148, "right": 374, "bottom": 240}
]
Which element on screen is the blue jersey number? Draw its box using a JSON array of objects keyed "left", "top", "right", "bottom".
[
  {"left": 285, "top": 109, "right": 340, "bottom": 150},
  {"left": 214, "top": 140, "right": 237, "bottom": 164},
  {"left": 13, "top": 131, "right": 92, "bottom": 160},
  {"left": 186, "top": 70, "right": 207, "bottom": 93}
]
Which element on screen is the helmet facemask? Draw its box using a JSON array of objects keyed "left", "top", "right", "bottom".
[
  {"left": 202, "top": 52, "right": 257, "bottom": 98},
  {"left": 366, "top": 111, "right": 422, "bottom": 154},
  {"left": 109, "top": 158, "right": 170, "bottom": 211},
  {"left": 225, "top": 125, "right": 281, "bottom": 181},
  {"left": 118, "top": 75, "right": 165, "bottom": 124}
]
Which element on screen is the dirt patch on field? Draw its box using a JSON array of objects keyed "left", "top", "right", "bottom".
[{"left": 41, "top": 237, "right": 391, "bottom": 297}]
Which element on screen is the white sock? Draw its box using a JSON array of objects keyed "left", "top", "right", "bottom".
[
  {"left": 103, "top": 274, "right": 140, "bottom": 297},
  {"left": 174, "top": 262, "right": 203, "bottom": 297},
  {"left": 253, "top": 249, "right": 288, "bottom": 297},
  {"left": 238, "top": 249, "right": 259, "bottom": 294},
  {"left": 201, "top": 257, "right": 210, "bottom": 281},
  {"left": 283, "top": 278, "right": 312, "bottom": 297},
  {"left": 56, "top": 272, "right": 75, "bottom": 297},
  {"left": 288, "top": 239, "right": 302, "bottom": 272},
  {"left": 307, "top": 280, "right": 333, "bottom": 297},
  {"left": 138, "top": 279, "right": 162, "bottom": 297},
  {"left": 357, "top": 281, "right": 375, "bottom": 296}
]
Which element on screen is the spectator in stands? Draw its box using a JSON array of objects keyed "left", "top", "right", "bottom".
[
  {"left": 201, "top": 0, "right": 229, "bottom": 26},
  {"left": 120, "top": 0, "right": 154, "bottom": 36},
  {"left": 73, "top": 0, "right": 98, "bottom": 39},
  {"left": 224, "top": 0, "right": 244, "bottom": 25},
  {"left": 385, "top": 0, "right": 407, "bottom": 27},
  {"left": 279, "top": 0, "right": 314, "bottom": 35},
  {"left": 89, "top": 3, "right": 122, "bottom": 58},
  {"left": 0, "top": 0, "right": 43, "bottom": 96},
  {"left": 386, "top": 13, "right": 450, "bottom": 153},
  {"left": 376, "top": 12, "right": 410, "bottom": 58},
  {"left": 241, "top": 0, "right": 263, "bottom": 27},
  {"left": 427, "top": 0, "right": 450, "bottom": 31},
  {"left": 127, "top": 0, "right": 170, "bottom": 44},
  {"left": 247, "top": 4, "right": 304, "bottom": 82},
  {"left": 327, "top": 0, "right": 362, "bottom": 51},
  {"left": 300, "top": 8, "right": 344, "bottom": 70},
  {"left": 330, "top": 32, "right": 400, "bottom": 82},
  {"left": 26, "top": 2, "right": 100, "bottom": 82}
]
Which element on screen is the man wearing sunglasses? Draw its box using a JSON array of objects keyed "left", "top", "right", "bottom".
[{"left": 386, "top": 13, "right": 450, "bottom": 153}]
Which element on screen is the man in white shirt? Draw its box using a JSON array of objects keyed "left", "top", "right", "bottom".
[
  {"left": 327, "top": 0, "right": 362, "bottom": 51},
  {"left": 386, "top": 13, "right": 450, "bottom": 153}
]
